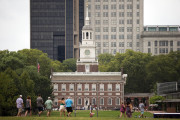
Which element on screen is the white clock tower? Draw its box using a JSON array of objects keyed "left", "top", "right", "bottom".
[{"left": 77, "top": 3, "right": 98, "bottom": 72}]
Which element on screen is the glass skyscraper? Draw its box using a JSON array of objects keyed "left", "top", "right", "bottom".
[{"left": 30, "top": 0, "right": 84, "bottom": 62}]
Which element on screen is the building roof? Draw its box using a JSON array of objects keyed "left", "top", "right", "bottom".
[
  {"left": 52, "top": 72, "right": 122, "bottom": 76},
  {"left": 82, "top": 25, "right": 93, "bottom": 31}
]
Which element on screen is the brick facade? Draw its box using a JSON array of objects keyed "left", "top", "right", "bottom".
[{"left": 51, "top": 72, "right": 126, "bottom": 110}]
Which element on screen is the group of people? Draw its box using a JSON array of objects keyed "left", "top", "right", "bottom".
[
  {"left": 16, "top": 94, "right": 145, "bottom": 118},
  {"left": 120, "top": 101, "right": 145, "bottom": 118},
  {"left": 58, "top": 97, "right": 73, "bottom": 117},
  {"left": 16, "top": 95, "right": 73, "bottom": 117}
]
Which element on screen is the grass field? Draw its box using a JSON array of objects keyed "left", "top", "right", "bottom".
[{"left": 0, "top": 110, "right": 179, "bottom": 120}]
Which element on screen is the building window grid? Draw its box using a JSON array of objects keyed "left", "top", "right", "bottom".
[
  {"left": 111, "top": 42, "right": 116, "bottom": 47},
  {"left": 111, "top": 49, "right": 116, "bottom": 54},
  {"left": 77, "top": 98, "right": 82, "bottom": 105},
  {"left": 136, "top": 42, "right": 140, "bottom": 47},
  {"left": 111, "top": 27, "right": 116, "bottom": 32},
  {"left": 84, "top": 84, "right": 89, "bottom": 91},
  {"left": 159, "top": 41, "right": 168, "bottom": 46},
  {"left": 103, "top": 35, "right": 109, "bottom": 40},
  {"left": 53, "top": 84, "right": 58, "bottom": 91},
  {"left": 127, "top": 34, "right": 132, "bottom": 39},
  {"left": 61, "top": 84, "right": 66, "bottom": 91},
  {"left": 100, "top": 84, "right": 104, "bottom": 91},
  {"left": 103, "top": 27, "right": 109, "bottom": 32},
  {"left": 92, "top": 98, "right": 96, "bottom": 105},
  {"left": 119, "top": 12, "right": 124, "bottom": 17},
  {"left": 116, "top": 84, "right": 120, "bottom": 91},
  {"left": 119, "top": 4, "right": 124, "bottom": 9},
  {"left": 119, "top": 35, "right": 124, "bottom": 39},
  {"left": 119, "top": 20, "right": 124, "bottom": 24},
  {"left": 108, "top": 98, "right": 112, "bottom": 105},
  {"left": 77, "top": 84, "right": 82, "bottom": 91},
  {"left": 111, "top": 4, "right": 116, "bottom": 9},
  {"left": 119, "top": 49, "right": 124, "bottom": 53},
  {"left": 111, "top": 35, "right": 116, "bottom": 39},
  {"left": 103, "top": 12, "right": 108, "bottom": 17},
  {"left": 95, "top": 12, "right": 101, "bottom": 17},
  {"left": 111, "top": 12, "right": 116, "bottom": 17},
  {"left": 116, "top": 98, "right": 120, "bottom": 105},
  {"left": 119, "top": 42, "right": 124, "bottom": 47},
  {"left": 100, "top": 98, "right": 104, "bottom": 105},
  {"left": 127, "top": 27, "right": 132, "bottom": 32},
  {"left": 69, "top": 84, "right": 74, "bottom": 91},
  {"left": 95, "top": 42, "right": 101, "bottom": 47},
  {"left": 95, "top": 5, "right": 101, "bottom": 10},
  {"left": 95, "top": 27, "right": 100, "bottom": 32},
  {"left": 92, "top": 84, "right": 96, "bottom": 91},
  {"left": 177, "top": 41, "right": 180, "bottom": 46},
  {"left": 159, "top": 48, "right": 168, "bottom": 53},
  {"left": 108, "top": 84, "right": 112, "bottom": 91},
  {"left": 119, "top": 27, "right": 124, "bottom": 32},
  {"left": 103, "top": 49, "right": 109, "bottom": 53},
  {"left": 127, "top": 42, "right": 132, "bottom": 47},
  {"left": 103, "top": 5, "right": 108, "bottom": 10},
  {"left": 103, "top": 42, "right": 109, "bottom": 47}
]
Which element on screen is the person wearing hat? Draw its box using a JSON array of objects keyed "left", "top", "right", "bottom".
[
  {"left": 45, "top": 97, "right": 53, "bottom": 117},
  {"left": 16, "top": 95, "right": 24, "bottom": 116}
]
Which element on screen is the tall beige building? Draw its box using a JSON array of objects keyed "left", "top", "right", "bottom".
[
  {"left": 141, "top": 25, "right": 180, "bottom": 55},
  {"left": 86, "top": 0, "right": 144, "bottom": 56}
]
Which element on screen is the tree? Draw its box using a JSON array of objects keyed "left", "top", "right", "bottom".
[
  {"left": 62, "top": 58, "right": 76, "bottom": 72},
  {"left": 146, "top": 54, "right": 179, "bottom": 88},
  {"left": 150, "top": 95, "right": 165, "bottom": 104},
  {"left": 0, "top": 72, "right": 17, "bottom": 116}
]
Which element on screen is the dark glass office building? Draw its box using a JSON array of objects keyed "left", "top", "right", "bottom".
[{"left": 30, "top": 0, "right": 84, "bottom": 61}]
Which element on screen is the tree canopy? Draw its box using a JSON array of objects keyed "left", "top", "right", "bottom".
[
  {"left": 98, "top": 50, "right": 180, "bottom": 93},
  {"left": 0, "top": 49, "right": 76, "bottom": 116}
]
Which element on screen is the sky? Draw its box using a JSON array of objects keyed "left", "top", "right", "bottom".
[{"left": 0, "top": 0, "right": 180, "bottom": 51}]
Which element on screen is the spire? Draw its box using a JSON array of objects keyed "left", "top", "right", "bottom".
[{"left": 85, "top": 2, "right": 90, "bottom": 26}]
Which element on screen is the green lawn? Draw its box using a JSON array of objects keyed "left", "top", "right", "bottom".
[{"left": 0, "top": 110, "right": 179, "bottom": 120}]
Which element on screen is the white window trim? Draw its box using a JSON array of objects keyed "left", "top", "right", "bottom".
[
  {"left": 77, "top": 98, "right": 82, "bottom": 105},
  {"left": 61, "top": 84, "right": 66, "bottom": 91},
  {"left": 100, "top": 98, "right": 104, "bottom": 105},
  {"left": 108, "top": 98, "right": 112, "bottom": 105}
]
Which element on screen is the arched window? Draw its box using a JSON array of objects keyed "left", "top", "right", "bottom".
[
  {"left": 86, "top": 32, "right": 89, "bottom": 39},
  {"left": 83, "top": 32, "right": 85, "bottom": 39},
  {"left": 90, "top": 32, "right": 92, "bottom": 39}
]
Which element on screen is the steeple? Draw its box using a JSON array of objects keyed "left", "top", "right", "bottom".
[
  {"left": 82, "top": 2, "right": 92, "bottom": 31},
  {"left": 76, "top": 1, "right": 98, "bottom": 72},
  {"left": 85, "top": 2, "right": 90, "bottom": 26}
]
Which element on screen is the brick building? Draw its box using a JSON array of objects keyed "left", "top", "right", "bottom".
[{"left": 51, "top": 4, "right": 127, "bottom": 110}]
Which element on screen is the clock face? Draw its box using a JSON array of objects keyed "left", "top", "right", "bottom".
[{"left": 85, "top": 50, "right": 90, "bottom": 55}]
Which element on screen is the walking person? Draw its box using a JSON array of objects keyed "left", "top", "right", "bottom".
[
  {"left": 120, "top": 102, "right": 126, "bottom": 118},
  {"left": 139, "top": 101, "right": 145, "bottom": 118},
  {"left": 58, "top": 98, "right": 66, "bottom": 117},
  {"left": 16, "top": 95, "right": 23, "bottom": 117},
  {"left": 126, "top": 102, "right": 132, "bottom": 118},
  {"left": 45, "top": 97, "right": 53, "bottom": 117},
  {"left": 37, "top": 94, "right": 44, "bottom": 116},
  {"left": 89, "top": 103, "right": 95, "bottom": 117},
  {"left": 25, "top": 96, "right": 32, "bottom": 116},
  {"left": 65, "top": 96, "right": 73, "bottom": 117}
]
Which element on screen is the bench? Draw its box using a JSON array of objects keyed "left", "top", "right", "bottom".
[{"left": 154, "top": 113, "right": 180, "bottom": 118}]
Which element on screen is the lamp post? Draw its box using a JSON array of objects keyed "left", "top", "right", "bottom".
[{"left": 96, "top": 83, "right": 99, "bottom": 117}]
